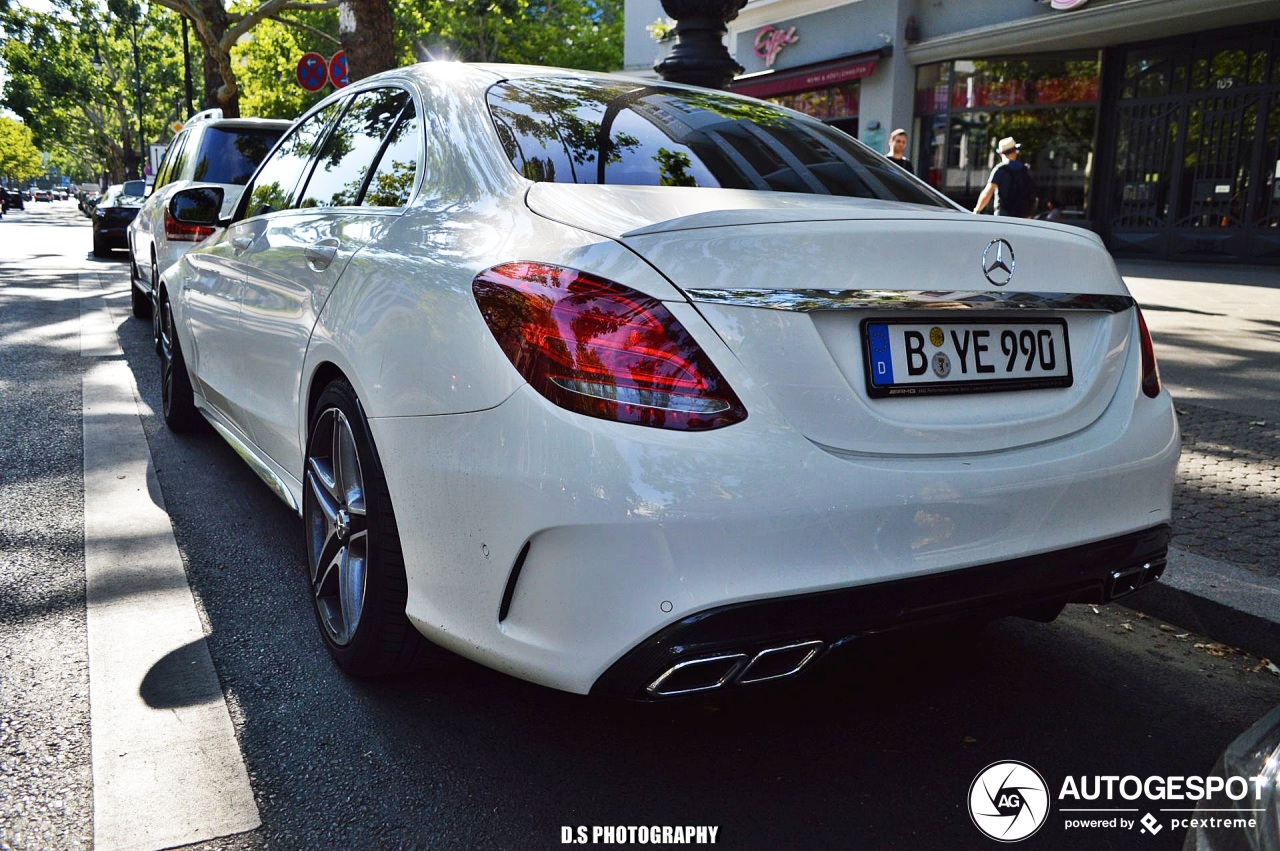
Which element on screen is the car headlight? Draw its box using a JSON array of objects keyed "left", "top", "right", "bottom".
[{"left": 1183, "top": 704, "right": 1280, "bottom": 851}]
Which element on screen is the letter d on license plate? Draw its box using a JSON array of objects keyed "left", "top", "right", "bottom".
[{"left": 862, "top": 318, "right": 1073, "bottom": 397}]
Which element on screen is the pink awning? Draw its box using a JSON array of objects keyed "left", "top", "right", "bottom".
[{"left": 730, "top": 52, "right": 881, "bottom": 98}]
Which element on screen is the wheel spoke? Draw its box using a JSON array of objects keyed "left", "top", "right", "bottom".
[
  {"left": 314, "top": 544, "right": 342, "bottom": 601},
  {"left": 339, "top": 533, "right": 367, "bottom": 642},
  {"left": 335, "top": 417, "right": 365, "bottom": 514},
  {"left": 307, "top": 455, "right": 340, "bottom": 504}
]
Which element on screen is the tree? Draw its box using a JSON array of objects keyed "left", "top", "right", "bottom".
[
  {"left": 0, "top": 117, "right": 44, "bottom": 183},
  {"left": 339, "top": 0, "right": 394, "bottom": 81},
  {"left": 394, "top": 0, "right": 621, "bottom": 71},
  {"left": 0, "top": 0, "right": 623, "bottom": 182}
]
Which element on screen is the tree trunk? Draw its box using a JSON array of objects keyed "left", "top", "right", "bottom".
[
  {"left": 339, "top": 0, "right": 395, "bottom": 82},
  {"left": 197, "top": 0, "right": 239, "bottom": 116}
]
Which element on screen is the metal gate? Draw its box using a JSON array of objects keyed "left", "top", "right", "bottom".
[{"left": 1105, "top": 26, "right": 1280, "bottom": 262}]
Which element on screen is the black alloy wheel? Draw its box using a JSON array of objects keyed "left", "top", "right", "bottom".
[{"left": 304, "top": 380, "right": 436, "bottom": 676}]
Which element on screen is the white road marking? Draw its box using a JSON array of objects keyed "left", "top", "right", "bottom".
[{"left": 79, "top": 272, "right": 260, "bottom": 850}]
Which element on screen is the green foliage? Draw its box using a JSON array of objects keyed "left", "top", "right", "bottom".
[
  {"left": 230, "top": 3, "right": 334, "bottom": 120},
  {"left": 2, "top": 0, "right": 623, "bottom": 182},
  {"left": 1, "top": 0, "right": 189, "bottom": 181},
  {"left": 394, "top": 0, "right": 622, "bottom": 71},
  {"left": 0, "top": 116, "right": 44, "bottom": 181}
]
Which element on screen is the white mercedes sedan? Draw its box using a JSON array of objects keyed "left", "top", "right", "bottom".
[{"left": 158, "top": 62, "right": 1180, "bottom": 699}]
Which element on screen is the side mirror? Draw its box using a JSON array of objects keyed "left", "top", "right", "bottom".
[{"left": 169, "top": 186, "right": 225, "bottom": 227}]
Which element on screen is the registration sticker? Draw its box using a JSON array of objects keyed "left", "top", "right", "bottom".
[{"left": 863, "top": 318, "right": 1073, "bottom": 397}]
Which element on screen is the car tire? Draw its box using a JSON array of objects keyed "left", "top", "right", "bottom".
[
  {"left": 158, "top": 294, "right": 202, "bottom": 432},
  {"left": 131, "top": 281, "right": 152, "bottom": 319},
  {"left": 92, "top": 234, "right": 109, "bottom": 258},
  {"left": 304, "top": 380, "right": 438, "bottom": 677}
]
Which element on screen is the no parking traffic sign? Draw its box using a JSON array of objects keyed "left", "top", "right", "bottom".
[
  {"left": 296, "top": 52, "right": 328, "bottom": 92},
  {"left": 329, "top": 51, "right": 349, "bottom": 89}
]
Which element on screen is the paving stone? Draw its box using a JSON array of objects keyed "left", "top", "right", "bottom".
[{"left": 1172, "top": 403, "right": 1279, "bottom": 578}]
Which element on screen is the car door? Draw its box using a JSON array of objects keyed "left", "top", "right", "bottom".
[
  {"left": 234, "top": 87, "right": 421, "bottom": 474},
  {"left": 134, "top": 128, "right": 190, "bottom": 276},
  {"left": 181, "top": 102, "right": 343, "bottom": 435}
]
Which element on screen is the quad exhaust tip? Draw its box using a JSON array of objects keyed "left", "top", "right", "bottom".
[
  {"left": 646, "top": 640, "right": 825, "bottom": 697},
  {"left": 1106, "top": 558, "right": 1166, "bottom": 600}
]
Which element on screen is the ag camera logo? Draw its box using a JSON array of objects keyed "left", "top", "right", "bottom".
[{"left": 969, "top": 761, "right": 1050, "bottom": 842}]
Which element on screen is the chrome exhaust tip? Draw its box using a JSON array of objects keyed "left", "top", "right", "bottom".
[
  {"left": 1139, "top": 558, "right": 1166, "bottom": 586},
  {"left": 646, "top": 653, "right": 747, "bottom": 697},
  {"left": 736, "top": 640, "right": 825, "bottom": 685},
  {"left": 1107, "top": 565, "right": 1145, "bottom": 599}
]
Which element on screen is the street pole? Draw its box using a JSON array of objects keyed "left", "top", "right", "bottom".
[
  {"left": 654, "top": 0, "right": 747, "bottom": 90},
  {"left": 182, "top": 17, "right": 193, "bottom": 119},
  {"left": 131, "top": 15, "right": 144, "bottom": 180}
]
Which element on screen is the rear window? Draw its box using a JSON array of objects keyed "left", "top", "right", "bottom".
[
  {"left": 487, "top": 77, "right": 950, "bottom": 206},
  {"left": 191, "top": 126, "right": 287, "bottom": 185}
]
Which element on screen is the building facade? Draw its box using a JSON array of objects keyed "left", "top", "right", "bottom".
[{"left": 622, "top": 0, "right": 1280, "bottom": 263}]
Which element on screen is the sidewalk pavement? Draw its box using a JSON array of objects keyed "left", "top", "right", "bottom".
[{"left": 1114, "top": 260, "right": 1280, "bottom": 663}]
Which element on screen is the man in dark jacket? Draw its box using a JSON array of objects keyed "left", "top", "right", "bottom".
[{"left": 973, "top": 137, "right": 1037, "bottom": 217}]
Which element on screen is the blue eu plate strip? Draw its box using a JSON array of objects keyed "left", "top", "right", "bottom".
[{"left": 867, "top": 324, "right": 893, "bottom": 386}]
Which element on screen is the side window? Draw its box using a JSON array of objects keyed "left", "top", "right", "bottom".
[
  {"left": 191, "top": 127, "right": 285, "bottom": 185},
  {"left": 363, "top": 99, "right": 421, "bottom": 207},
  {"left": 167, "top": 131, "right": 194, "bottom": 185},
  {"left": 154, "top": 132, "right": 186, "bottom": 188},
  {"left": 243, "top": 101, "right": 343, "bottom": 218},
  {"left": 297, "top": 87, "right": 409, "bottom": 208}
]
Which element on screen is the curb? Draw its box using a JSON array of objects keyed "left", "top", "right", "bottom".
[{"left": 1122, "top": 547, "right": 1280, "bottom": 664}]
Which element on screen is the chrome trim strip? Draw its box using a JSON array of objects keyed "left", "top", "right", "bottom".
[
  {"left": 683, "top": 288, "right": 1135, "bottom": 313},
  {"left": 207, "top": 418, "right": 301, "bottom": 515}
]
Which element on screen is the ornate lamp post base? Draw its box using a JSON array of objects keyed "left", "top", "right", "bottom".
[{"left": 655, "top": 0, "right": 748, "bottom": 90}]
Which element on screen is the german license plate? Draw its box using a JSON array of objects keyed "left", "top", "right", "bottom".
[{"left": 862, "top": 318, "right": 1073, "bottom": 397}]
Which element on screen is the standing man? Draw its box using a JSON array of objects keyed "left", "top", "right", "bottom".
[
  {"left": 973, "top": 136, "right": 1037, "bottom": 217},
  {"left": 886, "top": 128, "right": 914, "bottom": 175}
]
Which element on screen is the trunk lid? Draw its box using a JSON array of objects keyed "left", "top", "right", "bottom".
[{"left": 527, "top": 184, "right": 1136, "bottom": 456}]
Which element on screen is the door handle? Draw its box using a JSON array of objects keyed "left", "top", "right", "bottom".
[{"left": 304, "top": 239, "right": 340, "bottom": 271}]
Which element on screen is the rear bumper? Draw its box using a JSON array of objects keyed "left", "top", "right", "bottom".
[
  {"left": 372, "top": 366, "right": 1178, "bottom": 696},
  {"left": 592, "top": 524, "right": 1170, "bottom": 699}
]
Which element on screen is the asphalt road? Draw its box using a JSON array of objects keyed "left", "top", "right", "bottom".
[{"left": 2, "top": 202, "right": 1278, "bottom": 851}]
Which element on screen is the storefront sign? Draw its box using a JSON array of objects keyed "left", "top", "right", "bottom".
[
  {"left": 733, "top": 53, "right": 879, "bottom": 99},
  {"left": 754, "top": 25, "right": 800, "bottom": 69},
  {"left": 1049, "top": 0, "right": 1090, "bottom": 10}
]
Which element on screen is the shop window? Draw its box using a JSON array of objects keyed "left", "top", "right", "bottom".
[
  {"left": 914, "top": 54, "right": 1099, "bottom": 217},
  {"left": 1191, "top": 58, "right": 1209, "bottom": 91},
  {"left": 767, "top": 83, "right": 858, "bottom": 123},
  {"left": 1250, "top": 49, "right": 1268, "bottom": 85}
]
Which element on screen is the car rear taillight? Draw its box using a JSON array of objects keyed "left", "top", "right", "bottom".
[
  {"left": 473, "top": 262, "right": 747, "bottom": 431},
  {"left": 1136, "top": 306, "right": 1161, "bottom": 399},
  {"left": 164, "top": 208, "right": 216, "bottom": 242}
]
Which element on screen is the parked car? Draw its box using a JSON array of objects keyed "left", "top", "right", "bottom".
[
  {"left": 2, "top": 188, "right": 21, "bottom": 211},
  {"left": 92, "top": 180, "right": 146, "bottom": 257},
  {"left": 127, "top": 108, "right": 290, "bottom": 319},
  {"left": 159, "top": 62, "right": 1180, "bottom": 698},
  {"left": 78, "top": 189, "right": 100, "bottom": 216},
  {"left": 1182, "top": 702, "right": 1280, "bottom": 850},
  {"left": 33, "top": 189, "right": 52, "bottom": 202}
]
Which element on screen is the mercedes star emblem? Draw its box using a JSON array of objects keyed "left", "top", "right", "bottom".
[{"left": 982, "top": 239, "right": 1015, "bottom": 286}]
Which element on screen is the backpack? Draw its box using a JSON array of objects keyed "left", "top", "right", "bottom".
[{"left": 1000, "top": 162, "right": 1037, "bottom": 217}]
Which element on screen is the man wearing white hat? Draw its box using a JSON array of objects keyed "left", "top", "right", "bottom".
[{"left": 973, "top": 136, "right": 1038, "bottom": 218}]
